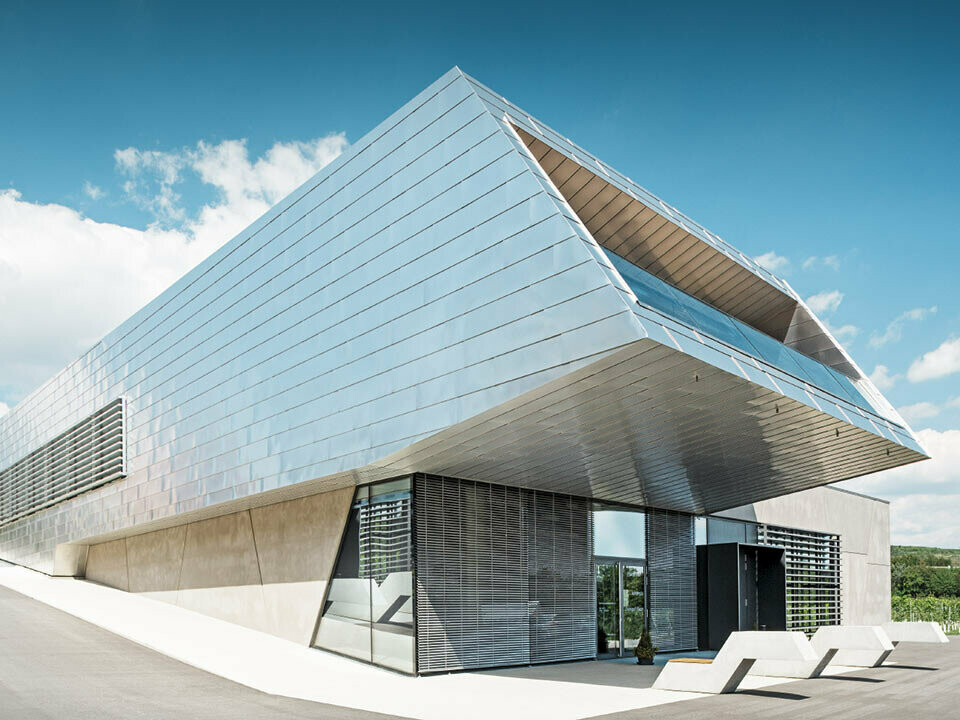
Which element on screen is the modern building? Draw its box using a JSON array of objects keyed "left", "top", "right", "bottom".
[{"left": 0, "top": 68, "right": 926, "bottom": 675}]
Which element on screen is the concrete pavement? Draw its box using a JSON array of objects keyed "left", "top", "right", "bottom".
[
  {"left": 1, "top": 562, "right": 955, "bottom": 720},
  {"left": 0, "top": 584, "right": 404, "bottom": 720},
  {"left": 603, "top": 637, "right": 959, "bottom": 719}
]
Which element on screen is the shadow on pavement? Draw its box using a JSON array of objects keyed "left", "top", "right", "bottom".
[
  {"left": 736, "top": 689, "right": 807, "bottom": 701},
  {"left": 817, "top": 675, "right": 884, "bottom": 683}
]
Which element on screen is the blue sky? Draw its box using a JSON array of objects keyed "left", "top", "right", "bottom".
[{"left": 1, "top": 1, "right": 958, "bottom": 543}]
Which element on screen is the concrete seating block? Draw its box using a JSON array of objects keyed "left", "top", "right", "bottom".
[
  {"left": 882, "top": 621, "right": 949, "bottom": 645},
  {"left": 811, "top": 625, "right": 894, "bottom": 667},
  {"left": 653, "top": 631, "right": 815, "bottom": 693},
  {"left": 751, "top": 647, "right": 838, "bottom": 679}
]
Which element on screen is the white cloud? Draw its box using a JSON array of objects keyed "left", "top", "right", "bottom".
[
  {"left": 806, "top": 289, "right": 844, "bottom": 315},
  {"left": 842, "top": 429, "right": 960, "bottom": 547},
  {"left": 869, "top": 306, "right": 937, "bottom": 349},
  {"left": 114, "top": 136, "right": 346, "bottom": 234},
  {"left": 0, "top": 133, "right": 346, "bottom": 406},
  {"left": 889, "top": 494, "right": 960, "bottom": 546},
  {"left": 114, "top": 146, "right": 188, "bottom": 224},
  {"left": 0, "top": 402, "right": 8, "bottom": 418},
  {"left": 754, "top": 251, "right": 789, "bottom": 273},
  {"left": 825, "top": 321, "right": 859, "bottom": 342},
  {"left": 802, "top": 255, "right": 840, "bottom": 271},
  {"left": 948, "top": 397, "right": 960, "bottom": 409},
  {"left": 841, "top": 428, "right": 960, "bottom": 544},
  {"left": 907, "top": 337, "right": 960, "bottom": 383},
  {"left": 897, "top": 401, "right": 941, "bottom": 423},
  {"left": 843, "top": 428, "right": 960, "bottom": 499},
  {"left": 869, "top": 364, "right": 900, "bottom": 391},
  {"left": 82, "top": 181, "right": 105, "bottom": 200}
]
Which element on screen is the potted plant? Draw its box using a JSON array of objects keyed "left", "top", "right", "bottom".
[{"left": 634, "top": 627, "right": 657, "bottom": 665}]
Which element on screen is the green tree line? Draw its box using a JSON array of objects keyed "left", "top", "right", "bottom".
[{"left": 891, "top": 545, "right": 960, "bottom": 598}]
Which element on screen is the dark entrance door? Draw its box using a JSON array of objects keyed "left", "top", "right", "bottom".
[{"left": 696, "top": 542, "right": 787, "bottom": 650}]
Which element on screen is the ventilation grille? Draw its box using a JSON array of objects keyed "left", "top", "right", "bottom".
[
  {"left": 646, "top": 508, "right": 697, "bottom": 651},
  {"left": 0, "top": 398, "right": 126, "bottom": 526},
  {"left": 414, "top": 475, "right": 594, "bottom": 673},
  {"left": 758, "top": 524, "right": 841, "bottom": 634}
]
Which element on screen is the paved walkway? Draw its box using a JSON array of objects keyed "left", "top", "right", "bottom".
[
  {"left": 0, "top": 584, "right": 403, "bottom": 720},
  {"left": 0, "top": 561, "right": 955, "bottom": 720},
  {"left": 0, "top": 565, "right": 709, "bottom": 719},
  {"left": 603, "top": 638, "right": 959, "bottom": 719}
]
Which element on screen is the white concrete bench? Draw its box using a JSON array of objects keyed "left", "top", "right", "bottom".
[
  {"left": 811, "top": 625, "right": 894, "bottom": 668},
  {"left": 750, "top": 646, "right": 838, "bottom": 679},
  {"left": 653, "top": 631, "right": 816, "bottom": 694},
  {"left": 882, "top": 621, "right": 949, "bottom": 645}
]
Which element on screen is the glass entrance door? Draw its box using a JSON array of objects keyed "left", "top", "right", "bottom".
[
  {"left": 596, "top": 558, "right": 646, "bottom": 658},
  {"left": 597, "top": 562, "right": 620, "bottom": 657},
  {"left": 621, "top": 564, "right": 645, "bottom": 655}
]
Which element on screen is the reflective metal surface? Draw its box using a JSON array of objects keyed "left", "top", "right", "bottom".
[
  {"left": 469, "top": 76, "right": 887, "bottom": 396},
  {"left": 0, "top": 67, "right": 928, "bottom": 573}
]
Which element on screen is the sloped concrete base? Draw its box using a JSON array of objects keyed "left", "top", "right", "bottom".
[{"left": 83, "top": 486, "right": 353, "bottom": 644}]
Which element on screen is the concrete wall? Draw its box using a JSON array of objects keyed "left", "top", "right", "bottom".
[
  {"left": 84, "top": 486, "right": 352, "bottom": 644},
  {"left": 719, "top": 485, "right": 891, "bottom": 625}
]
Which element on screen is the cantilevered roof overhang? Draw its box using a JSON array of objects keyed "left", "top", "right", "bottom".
[
  {"left": 366, "top": 70, "right": 928, "bottom": 515},
  {"left": 374, "top": 329, "right": 926, "bottom": 515}
]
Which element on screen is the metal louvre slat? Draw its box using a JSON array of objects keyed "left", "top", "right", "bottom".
[
  {"left": 414, "top": 474, "right": 593, "bottom": 673},
  {"left": 758, "top": 523, "right": 841, "bottom": 635},
  {"left": 0, "top": 398, "right": 126, "bottom": 525},
  {"left": 646, "top": 508, "right": 697, "bottom": 651}
]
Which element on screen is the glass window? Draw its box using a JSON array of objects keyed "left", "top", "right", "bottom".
[
  {"left": 706, "top": 517, "right": 756, "bottom": 545},
  {"left": 314, "top": 477, "right": 414, "bottom": 673},
  {"left": 787, "top": 348, "right": 852, "bottom": 399},
  {"left": 603, "top": 247, "right": 872, "bottom": 411},
  {"left": 315, "top": 485, "right": 372, "bottom": 662},
  {"left": 604, "top": 250, "right": 695, "bottom": 326},
  {"left": 667, "top": 287, "right": 762, "bottom": 358},
  {"left": 825, "top": 366, "right": 871, "bottom": 409},
  {"left": 594, "top": 504, "right": 645, "bottom": 559},
  {"left": 368, "top": 479, "right": 414, "bottom": 672},
  {"left": 731, "top": 319, "right": 813, "bottom": 380}
]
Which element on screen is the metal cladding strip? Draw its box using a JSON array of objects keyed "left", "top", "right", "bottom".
[
  {"left": 758, "top": 524, "right": 842, "bottom": 634},
  {"left": 645, "top": 508, "right": 698, "bottom": 652},
  {"left": 414, "top": 474, "right": 594, "bottom": 673},
  {"left": 0, "top": 398, "right": 125, "bottom": 526}
]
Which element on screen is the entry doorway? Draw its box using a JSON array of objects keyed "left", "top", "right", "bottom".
[
  {"left": 696, "top": 542, "right": 786, "bottom": 650},
  {"left": 596, "top": 557, "right": 646, "bottom": 658}
]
